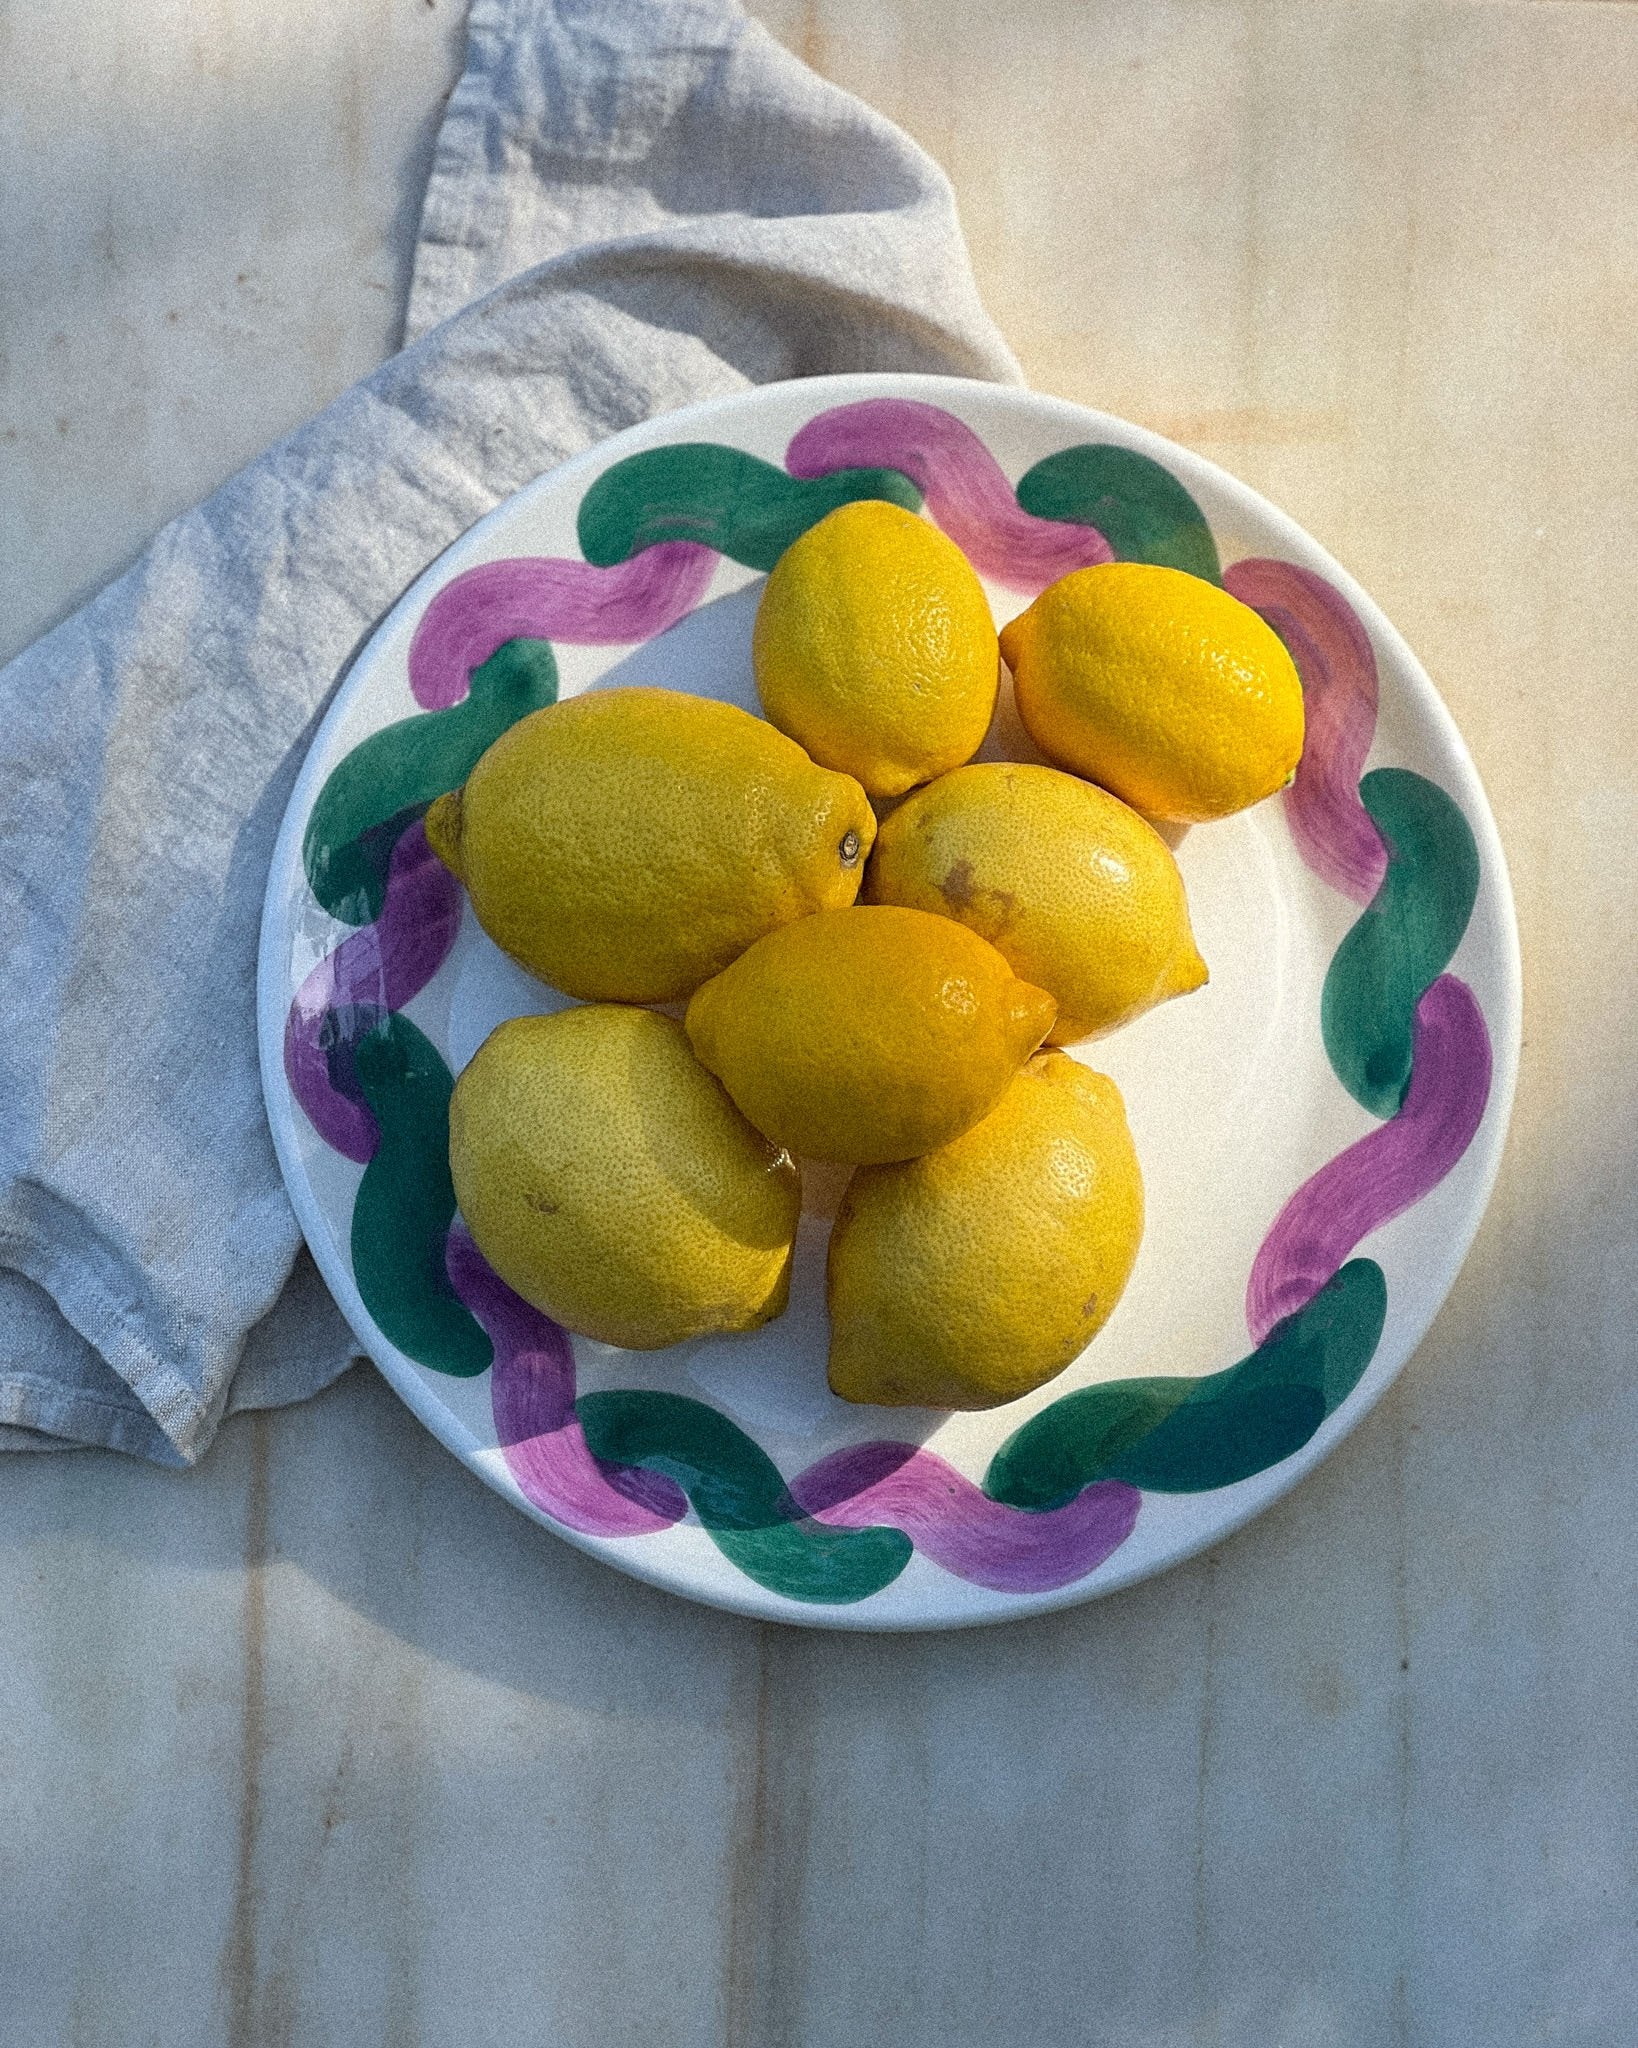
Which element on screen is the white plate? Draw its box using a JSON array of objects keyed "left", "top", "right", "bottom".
[{"left": 258, "top": 373, "right": 1520, "bottom": 1629}]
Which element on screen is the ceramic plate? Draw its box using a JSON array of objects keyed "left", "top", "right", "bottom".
[{"left": 258, "top": 373, "right": 1520, "bottom": 1629}]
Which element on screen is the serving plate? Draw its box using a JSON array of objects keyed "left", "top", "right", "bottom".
[{"left": 257, "top": 373, "right": 1520, "bottom": 1628}]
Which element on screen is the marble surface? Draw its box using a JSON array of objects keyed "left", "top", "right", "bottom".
[{"left": 3, "top": 2, "right": 1635, "bottom": 2041}]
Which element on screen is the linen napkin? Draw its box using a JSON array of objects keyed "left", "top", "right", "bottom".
[{"left": 0, "top": 0, "right": 1020, "bottom": 1463}]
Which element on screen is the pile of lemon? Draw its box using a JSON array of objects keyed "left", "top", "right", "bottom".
[{"left": 432, "top": 500, "right": 1303, "bottom": 1411}]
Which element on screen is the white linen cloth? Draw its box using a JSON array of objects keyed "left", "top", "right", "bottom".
[{"left": 0, "top": 0, "right": 1018, "bottom": 1461}]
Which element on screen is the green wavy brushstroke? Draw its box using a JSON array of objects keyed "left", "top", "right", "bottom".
[
  {"left": 576, "top": 444, "right": 923, "bottom": 572},
  {"left": 985, "top": 1260, "right": 1387, "bottom": 1509},
  {"left": 1015, "top": 444, "right": 1221, "bottom": 582},
  {"left": 351, "top": 1016, "right": 492, "bottom": 1378},
  {"left": 303, "top": 637, "right": 558, "bottom": 925},
  {"left": 576, "top": 1390, "right": 913, "bottom": 1603},
  {"left": 1322, "top": 769, "right": 1480, "bottom": 1117}
]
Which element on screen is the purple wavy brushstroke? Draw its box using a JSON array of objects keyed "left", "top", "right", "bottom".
[
  {"left": 788, "top": 1439, "right": 1141, "bottom": 1594},
  {"left": 451, "top": 1204, "right": 1145, "bottom": 1584},
  {"left": 1223, "top": 557, "right": 1387, "bottom": 903},
  {"left": 283, "top": 821, "right": 462, "bottom": 1162},
  {"left": 406, "top": 541, "right": 719, "bottom": 709},
  {"left": 446, "top": 1231, "right": 688, "bottom": 1536},
  {"left": 785, "top": 399, "right": 1114, "bottom": 592},
  {"left": 1246, "top": 975, "right": 1493, "bottom": 1343},
  {"left": 278, "top": 422, "right": 1492, "bottom": 1601}
]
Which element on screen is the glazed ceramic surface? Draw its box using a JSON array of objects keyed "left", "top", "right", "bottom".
[{"left": 258, "top": 373, "right": 1520, "bottom": 1628}]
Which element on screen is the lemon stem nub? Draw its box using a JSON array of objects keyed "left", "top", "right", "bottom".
[
  {"left": 424, "top": 787, "right": 466, "bottom": 881},
  {"left": 839, "top": 829, "right": 862, "bottom": 867}
]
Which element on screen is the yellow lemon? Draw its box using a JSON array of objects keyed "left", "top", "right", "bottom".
[
  {"left": 827, "top": 1052, "right": 1144, "bottom": 1409},
  {"left": 866, "top": 761, "right": 1207, "bottom": 1042},
  {"left": 449, "top": 1006, "right": 800, "bottom": 1351},
  {"left": 684, "top": 905, "right": 1055, "bottom": 1165},
  {"left": 425, "top": 687, "right": 875, "bottom": 1003},
  {"left": 752, "top": 500, "right": 999, "bottom": 798},
  {"left": 999, "top": 562, "right": 1304, "bottom": 823}
]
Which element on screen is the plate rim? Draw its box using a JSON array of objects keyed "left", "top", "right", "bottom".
[{"left": 256, "top": 369, "right": 1523, "bottom": 1630}]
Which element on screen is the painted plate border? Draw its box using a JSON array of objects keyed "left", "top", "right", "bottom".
[{"left": 257, "top": 372, "right": 1521, "bottom": 1630}]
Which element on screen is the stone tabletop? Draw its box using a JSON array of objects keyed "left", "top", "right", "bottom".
[{"left": 3, "top": 3, "right": 1635, "bottom": 2043}]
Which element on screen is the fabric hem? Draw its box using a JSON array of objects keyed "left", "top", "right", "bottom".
[
  {"left": 0, "top": 1368, "right": 186, "bottom": 1464},
  {"left": 0, "top": 1229, "right": 221, "bottom": 1464}
]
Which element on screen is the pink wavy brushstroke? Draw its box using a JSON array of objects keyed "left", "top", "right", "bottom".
[
  {"left": 1223, "top": 557, "right": 1387, "bottom": 903},
  {"left": 448, "top": 1231, "right": 688, "bottom": 1537},
  {"left": 406, "top": 541, "right": 719, "bottom": 708},
  {"left": 788, "top": 1440, "right": 1141, "bottom": 1595},
  {"left": 449, "top": 1220, "right": 1144, "bottom": 1586},
  {"left": 1246, "top": 975, "right": 1493, "bottom": 1344},
  {"left": 291, "top": 446, "right": 1491, "bottom": 1596},
  {"left": 283, "top": 821, "right": 462, "bottom": 1162},
  {"left": 785, "top": 399, "right": 1113, "bottom": 592}
]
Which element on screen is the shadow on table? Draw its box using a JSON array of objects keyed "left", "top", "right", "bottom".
[{"left": 0, "top": 1346, "right": 1231, "bottom": 1716}]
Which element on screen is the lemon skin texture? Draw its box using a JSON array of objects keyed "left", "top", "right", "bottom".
[
  {"left": 752, "top": 500, "right": 1000, "bottom": 799},
  {"left": 867, "top": 760, "right": 1207, "bottom": 1042},
  {"left": 827, "top": 1052, "right": 1144, "bottom": 1410},
  {"left": 684, "top": 905, "right": 1056, "bottom": 1166},
  {"left": 425, "top": 687, "right": 875, "bottom": 1003},
  {"left": 449, "top": 1006, "right": 801, "bottom": 1351},
  {"left": 1000, "top": 561, "right": 1304, "bottom": 823}
]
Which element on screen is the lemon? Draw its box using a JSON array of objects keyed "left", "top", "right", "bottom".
[
  {"left": 867, "top": 761, "right": 1206, "bottom": 1042},
  {"left": 752, "top": 500, "right": 999, "bottom": 798},
  {"left": 425, "top": 687, "right": 875, "bottom": 1003},
  {"left": 999, "top": 562, "right": 1304, "bottom": 822},
  {"left": 684, "top": 905, "right": 1055, "bottom": 1165},
  {"left": 449, "top": 1006, "right": 800, "bottom": 1351},
  {"left": 827, "top": 1052, "right": 1143, "bottom": 1409}
]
